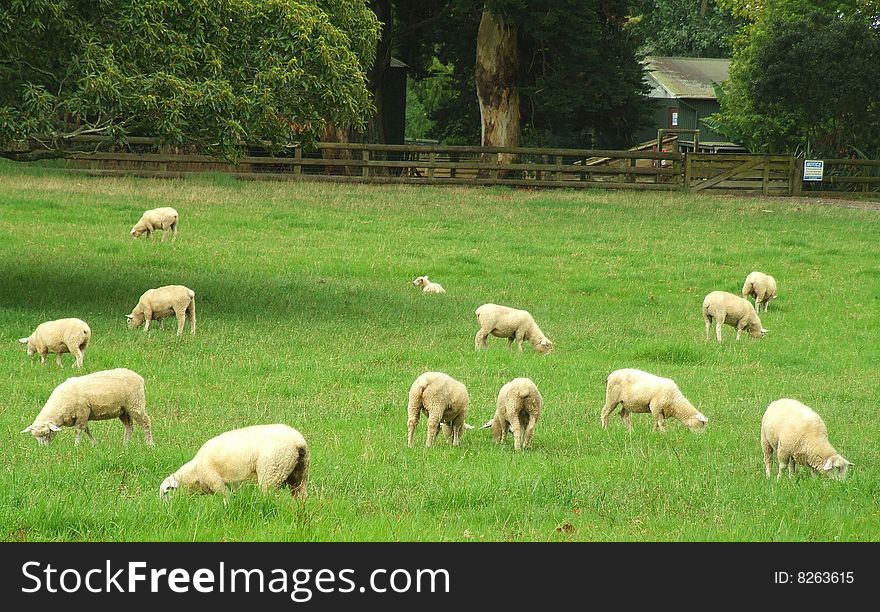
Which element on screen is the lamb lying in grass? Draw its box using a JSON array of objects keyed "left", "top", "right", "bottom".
[
  {"left": 474, "top": 303, "right": 553, "bottom": 353},
  {"left": 761, "top": 398, "right": 852, "bottom": 480},
  {"left": 131, "top": 207, "right": 179, "bottom": 241},
  {"left": 412, "top": 275, "right": 446, "bottom": 294},
  {"left": 126, "top": 284, "right": 196, "bottom": 335},
  {"left": 406, "top": 372, "right": 470, "bottom": 447},
  {"left": 702, "top": 290, "right": 767, "bottom": 341},
  {"left": 22, "top": 368, "right": 153, "bottom": 446},
  {"left": 601, "top": 368, "right": 708, "bottom": 433},
  {"left": 19, "top": 318, "right": 91, "bottom": 368},
  {"left": 160, "top": 424, "right": 309, "bottom": 504}
]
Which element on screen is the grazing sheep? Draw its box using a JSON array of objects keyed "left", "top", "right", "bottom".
[
  {"left": 126, "top": 284, "right": 196, "bottom": 335},
  {"left": 601, "top": 368, "right": 708, "bottom": 433},
  {"left": 742, "top": 271, "right": 778, "bottom": 312},
  {"left": 474, "top": 303, "right": 553, "bottom": 354},
  {"left": 484, "top": 377, "right": 544, "bottom": 450},
  {"left": 702, "top": 290, "right": 767, "bottom": 342},
  {"left": 130, "top": 207, "right": 179, "bottom": 241},
  {"left": 19, "top": 318, "right": 91, "bottom": 368},
  {"left": 159, "top": 424, "right": 309, "bottom": 503},
  {"left": 406, "top": 372, "right": 469, "bottom": 448},
  {"left": 412, "top": 275, "right": 446, "bottom": 294},
  {"left": 761, "top": 398, "right": 852, "bottom": 480},
  {"left": 21, "top": 368, "right": 153, "bottom": 446}
]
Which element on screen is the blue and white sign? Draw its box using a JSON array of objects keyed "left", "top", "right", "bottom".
[{"left": 803, "top": 160, "right": 824, "bottom": 181}]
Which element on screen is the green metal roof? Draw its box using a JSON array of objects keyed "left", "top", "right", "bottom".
[{"left": 644, "top": 56, "right": 730, "bottom": 100}]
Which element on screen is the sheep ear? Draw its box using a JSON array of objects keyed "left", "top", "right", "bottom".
[
  {"left": 479, "top": 419, "right": 493, "bottom": 429},
  {"left": 125, "top": 314, "right": 133, "bottom": 320},
  {"left": 48, "top": 422, "right": 63, "bottom": 432},
  {"left": 696, "top": 413, "right": 708, "bottom": 424},
  {"left": 21, "top": 425, "right": 34, "bottom": 433},
  {"left": 823, "top": 458, "right": 834, "bottom": 471},
  {"left": 761, "top": 328, "right": 769, "bottom": 333},
  {"left": 463, "top": 423, "right": 474, "bottom": 430},
  {"left": 846, "top": 460, "right": 854, "bottom": 467},
  {"left": 18, "top": 337, "right": 29, "bottom": 344}
]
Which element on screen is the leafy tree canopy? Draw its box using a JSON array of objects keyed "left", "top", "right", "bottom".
[
  {"left": 0, "top": 0, "right": 380, "bottom": 158},
  {"left": 630, "top": 0, "right": 744, "bottom": 58}
]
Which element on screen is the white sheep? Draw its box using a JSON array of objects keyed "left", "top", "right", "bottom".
[
  {"left": 412, "top": 275, "right": 446, "bottom": 294},
  {"left": 130, "top": 207, "right": 179, "bottom": 241},
  {"left": 474, "top": 303, "right": 553, "bottom": 354},
  {"left": 702, "top": 290, "right": 767, "bottom": 342},
  {"left": 742, "top": 271, "right": 778, "bottom": 312},
  {"left": 481, "top": 377, "right": 544, "bottom": 450},
  {"left": 761, "top": 398, "right": 852, "bottom": 480},
  {"left": 126, "top": 284, "right": 196, "bottom": 335},
  {"left": 406, "top": 372, "right": 470, "bottom": 448},
  {"left": 601, "top": 368, "right": 708, "bottom": 433},
  {"left": 159, "top": 424, "right": 309, "bottom": 503},
  {"left": 19, "top": 318, "right": 91, "bottom": 368},
  {"left": 21, "top": 367, "right": 153, "bottom": 446}
]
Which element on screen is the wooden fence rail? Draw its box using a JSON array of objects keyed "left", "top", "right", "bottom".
[{"left": 5, "top": 136, "right": 880, "bottom": 195}]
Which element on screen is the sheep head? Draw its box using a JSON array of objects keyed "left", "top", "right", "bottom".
[
  {"left": 535, "top": 338, "right": 553, "bottom": 353},
  {"left": 159, "top": 475, "right": 179, "bottom": 500},
  {"left": 412, "top": 276, "right": 428, "bottom": 287},
  {"left": 683, "top": 411, "right": 709, "bottom": 433},
  {"left": 126, "top": 310, "right": 145, "bottom": 328},
  {"left": 821, "top": 455, "right": 852, "bottom": 480},
  {"left": 22, "top": 421, "right": 63, "bottom": 445},
  {"left": 19, "top": 337, "right": 35, "bottom": 356}
]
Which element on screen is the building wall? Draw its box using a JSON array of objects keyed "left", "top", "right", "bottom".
[{"left": 636, "top": 98, "right": 727, "bottom": 146}]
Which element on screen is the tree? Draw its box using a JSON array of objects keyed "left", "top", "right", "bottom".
[
  {"left": 0, "top": 0, "right": 380, "bottom": 158},
  {"left": 630, "top": 0, "right": 744, "bottom": 57},
  {"left": 709, "top": 2, "right": 880, "bottom": 155}
]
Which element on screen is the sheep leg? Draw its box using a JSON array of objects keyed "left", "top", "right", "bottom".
[
  {"left": 474, "top": 329, "right": 489, "bottom": 350},
  {"left": 55, "top": 353, "right": 63, "bottom": 367},
  {"left": 450, "top": 414, "right": 465, "bottom": 446},
  {"left": 71, "top": 345, "right": 84, "bottom": 368},
  {"left": 143, "top": 309, "right": 153, "bottom": 332},
  {"left": 82, "top": 425, "right": 97, "bottom": 446},
  {"left": 425, "top": 413, "right": 441, "bottom": 447},
  {"left": 761, "top": 434, "right": 773, "bottom": 478},
  {"left": 128, "top": 411, "right": 154, "bottom": 446},
  {"left": 515, "top": 331, "right": 524, "bottom": 352},
  {"left": 171, "top": 221, "right": 178, "bottom": 241},
  {"left": 649, "top": 400, "right": 666, "bottom": 432},
  {"left": 523, "top": 414, "right": 537, "bottom": 449},
  {"left": 600, "top": 399, "right": 619, "bottom": 429},
  {"left": 788, "top": 462, "right": 796, "bottom": 478},
  {"left": 507, "top": 337, "right": 514, "bottom": 350},
  {"left": 620, "top": 408, "right": 633, "bottom": 431},
  {"left": 704, "top": 316, "right": 711, "bottom": 341},
  {"left": 39, "top": 350, "right": 48, "bottom": 365},
  {"left": 174, "top": 308, "right": 186, "bottom": 336},
  {"left": 187, "top": 300, "right": 196, "bottom": 334},
  {"left": 406, "top": 409, "right": 420, "bottom": 448},
  {"left": 735, "top": 324, "right": 743, "bottom": 340},
  {"left": 440, "top": 423, "right": 453, "bottom": 442},
  {"left": 715, "top": 320, "right": 724, "bottom": 342},
  {"left": 776, "top": 457, "right": 788, "bottom": 480},
  {"left": 119, "top": 412, "right": 133, "bottom": 444},
  {"left": 510, "top": 418, "right": 523, "bottom": 450}
]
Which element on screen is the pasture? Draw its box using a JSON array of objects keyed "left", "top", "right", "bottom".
[{"left": 1, "top": 162, "right": 878, "bottom": 542}]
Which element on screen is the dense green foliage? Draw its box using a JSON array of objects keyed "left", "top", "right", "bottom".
[
  {"left": 1, "top": 164, "right": 879, "bottom": 542},
  {"left": 0, "top": 0, "right": 380, "bottom": 157},
  {"left": 630, "top": 0, "right": 744, "bottom": 57},
  {"left": 710, "top": 1, "right": 880, "bottom": 155}
]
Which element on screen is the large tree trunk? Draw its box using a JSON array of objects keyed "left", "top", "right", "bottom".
[
  {"left": 475, "top": 7, "right": 519, "bottom": 173},
  {"left": 320, "top": 120, "right": 351, "bottom": 175},
  {"left": 364, "top": 0, "right": 392, "bottom": 145}
]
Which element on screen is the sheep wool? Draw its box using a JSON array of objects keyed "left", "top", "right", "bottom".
[
  {"left": 487, "top": 377, "right": 543, "bottom": 450},
  {"left": 19, "top": 318, "right": 91, "bottom": 368},
  {"left": 126, "top": 284, "right": 196, "bottom": 335},
  {"left": 601, "top": 368, "right": 708, "bottom": 433},
  {"left": 412, "top": 276, "right": 446, "bottom": 294},
  {"left": 761, "top": 398, "right": 852, "bottom": 480},
  {"left": 160, "top": 424, "right": 309, "bottom": 503},
  {"left": 130, "top": 207, "right": 179, "bottom": 241},
  {"left": 702, "top": 290, "right": 767, "bottom": 342},
  {"left": 474, "top": 303, "right": 553, "bottom": 354},
  {"left": 406, "top": 372, "right": 470, "bottom": 448},
  {"left": 22, "top": 368, "right": 153, "bottom": 446},
  {"left": 741, "top": 271, "right": 778, "bottom": 313}
]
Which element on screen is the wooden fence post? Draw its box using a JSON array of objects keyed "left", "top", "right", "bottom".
[
  {"left": 361, "top": 149, "right": 369, "bottom": 179},
  {"left": 791, "top": 157, "right": 803, "bottom": 197},
  {"left": 684, "top": 153, "right": 693, "bottom": 192},
  {"left": 762, "top": 154, "right": 771, "bottom": 195},
  {"left": 428, "top": 151, "right": 435, "bottom": 180},
  {"left": 293, "top": 147, "right": 302, "bottom": 178}
]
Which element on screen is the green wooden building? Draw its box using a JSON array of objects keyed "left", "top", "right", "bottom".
[{"left": 638, "top": 56, "right": 744, "bottom": 152}]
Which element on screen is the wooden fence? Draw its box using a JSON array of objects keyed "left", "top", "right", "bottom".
[{"left": 7, "top": 137, "right": 880, "bottom": 195}]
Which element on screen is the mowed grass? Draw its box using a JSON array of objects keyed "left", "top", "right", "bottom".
[{"left": 1, "top": 162, "right": 879, "bottom": 542}]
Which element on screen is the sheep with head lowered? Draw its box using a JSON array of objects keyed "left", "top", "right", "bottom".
[
  {"left": 480, "top": 377, "right": 544, "bottom": 450},
  {"left": 742, "top": 271, "right": 778, "bottom": 313},
  {"left": 406, "top": 372, "right": 470, "bottom": 448},
  {"left": 19, "top": 318, "right": 91, "bottom": 368},
  {"left": 474, "top": 303, "right": 553, "bottom": 354},
  {"left": 761, "top": 398, "right": 852, "bottom": 480},
  {"left": 702, "top": 290, "right": 767, "bottom": 342},
  {"left": 412, "top": 275, "right": 446, "bottom": 294},
  {"left": 601, "top": 368, "right": 708, "bottom": 433},
  {"left": 126, "top": 284, "right": 196, "bottom": 335},
  {"left": 159, "top": 424, "right": 309, "bottom": 504},
  {"left": 131, "top": 207, "right": 179, "bottom": 241},
  {"left": 21, "top": 367, "right": 153, "bottom": 447}
]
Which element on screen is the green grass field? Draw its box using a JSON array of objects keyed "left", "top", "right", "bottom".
[{"left": 1, "top": 162, "right": 878, "bottom": 542}]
